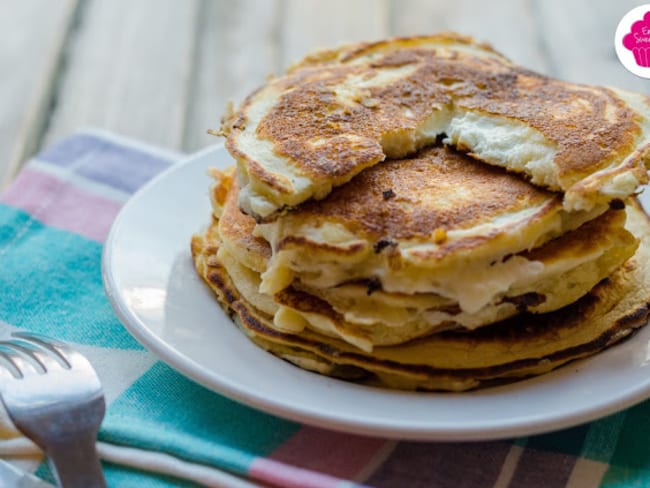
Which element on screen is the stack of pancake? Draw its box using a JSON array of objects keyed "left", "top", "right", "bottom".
[{"left": 192, "top": 34, "right": 650, "bottom": 391}]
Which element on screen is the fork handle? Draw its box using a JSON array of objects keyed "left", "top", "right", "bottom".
[{"left": 46, "top": 432, "right": 106, "bottom": 488}]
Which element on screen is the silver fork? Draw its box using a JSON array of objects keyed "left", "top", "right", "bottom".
[{"left": 0, "top": 332, "right": 107, "bottom": 487}]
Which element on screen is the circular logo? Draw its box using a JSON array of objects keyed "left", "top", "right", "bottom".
[{"left": 615, "top": 4, "right": 650, "bottom": 78}]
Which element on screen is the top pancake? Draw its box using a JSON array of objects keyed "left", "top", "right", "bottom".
[{"left": 223, "top": 33, "right": 650, "bottom": 220}]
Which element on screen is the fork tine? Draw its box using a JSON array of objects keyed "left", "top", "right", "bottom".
[
  {"left": 0, "top": 350, "right": 22, "bottom": 379},
  {"left": 12, "top": 332, "right": 91, "bottom": 371},
  {"left": 0, "top": 344, "right": 42, "bottom": 378},
  {"left": 5, "top": 339, "right": 65, "bottom": 372},
  {"left": 8, "top": 334, "right": 103, "bottom": 394},
  {"left": 11, "top": 334, "right": 69, "bottom": 366}
]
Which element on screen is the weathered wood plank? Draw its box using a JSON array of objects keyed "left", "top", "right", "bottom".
[
  {"left": 185, "top": 0, "right": 392, "bottom": 153},
  {"left": 42, "top": 0, "right": 201, "bottom": 152},
  {"left": 535, "top": 0, "right": 649, "bottom": 93},
  {"left": 0, "top": 0, "right": 78, "bottom": 188},
  {"left": 183, "top": 0, "right": 281, "bottom": 153},
  {"left": 279, "top": 0, "right": 391, "bottom": 69},
  {"left": 390, "top": 0, "right": 549, "bottom": 73}
]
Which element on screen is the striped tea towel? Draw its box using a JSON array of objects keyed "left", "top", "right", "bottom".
[{"left": 1, "top": 130, "right": 650, "bottom": 488}]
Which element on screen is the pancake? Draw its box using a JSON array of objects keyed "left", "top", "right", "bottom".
[
  {"left": 250, "top": 146, "right": 609, "bottom": 313},
  {"left": 222, "top": 33, "right": 650, "bottom": 220},
  {"left": 211, "top": 208, "right": 637, "bottom": 353},
  {"left": 199, "top": 160, "right": 638, "bottom": 352},
  {"left": 191, "top": 200, "right": 650, "bottom": 391},
  {"left": 208, "top": 166, "right": 270, "bottom": 274}
]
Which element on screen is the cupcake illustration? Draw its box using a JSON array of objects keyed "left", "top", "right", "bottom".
[{"left": 623, "top": 11, "right": 650, "bottom": 67}]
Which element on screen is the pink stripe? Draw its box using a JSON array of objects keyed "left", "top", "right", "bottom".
[
  {"left": 252, "top": 426, "right": 386, "bottom": 483},
  {"left": 0, "top": 168, "right": 121, "bottom": 242},
  {"left": 249, "top": 458, "right": 346, "bottom": 488}
]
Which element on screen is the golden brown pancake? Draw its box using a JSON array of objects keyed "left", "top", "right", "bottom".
[
  {"left": 250, "top": 147, "right": 609, "bottom": 312},
  {"left": 209, "top": 167, "right": 270, "bottom": 273},
  {"left": 212, "top": 210, "right": 637, "bottom": 353},
  {"left": 191, "top": 200, "right": 650, "bottom": 391},
  {"left": 197, "top": 154, "right": 639, "bottom": 353},
  {"left": 222, "top": 33, "right": 650, "bottom": 220}
]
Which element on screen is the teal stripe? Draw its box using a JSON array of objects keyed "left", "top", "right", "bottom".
[
  {"left": 582, "top": 412, "right": 627, "bottom": 463},
  {"left": 0, "top": 204, "right": 30, "bottom": 243},
  {"left": 601, "top": 399, "right": 650, "bottom": 486},
  {"left": 102, "top": 463, "right": 198, "bottom": 487},
  {"left": 513, "top": 437, "right": 528, "bottom": 448},
  {"left": 525, "top": 423, "right": 590, "bottom": 456},
  {"left": 101, "top": 363, "right": 301, "bottom": 474},
  {"left": 0, "top": 204, "right": 141, "bottom": 349},
  {"left": 606, "top": 399, "right": 650, "bottom": 468},
  {"left": 601, "top": 466, "right": 650, "bottom": 488}
]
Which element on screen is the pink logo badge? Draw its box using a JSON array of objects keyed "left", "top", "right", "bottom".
[
  {"left": 622, "top": 11, "right": 650, "bottom": 67},
  {"left": 616, "top": 5, "right": 650, "bottom": 77}
]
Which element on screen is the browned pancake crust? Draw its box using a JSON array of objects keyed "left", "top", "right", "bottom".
[
  {"left": 215, "top": 173, "right": 271, "bottom": 266},
  {"left": 219, "top": 146, "right": 568, "bottom": 264},
  {"left": 523, "top": 205, "right": 633, "bottom": 261},
  {"left": 227, "top": 34, "right": 647, "bottom": 194},
  {"left": 288, "top": 145, "right": 559, "bottom": 242}
]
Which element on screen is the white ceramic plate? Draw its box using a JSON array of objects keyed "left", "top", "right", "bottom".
[{"left": 102, "top": 145, "right": 650, "bottom": 441}]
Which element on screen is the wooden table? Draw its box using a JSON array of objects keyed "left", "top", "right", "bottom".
[{"left": 2, "top": 0, "right": 648, "bottom": 188}]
